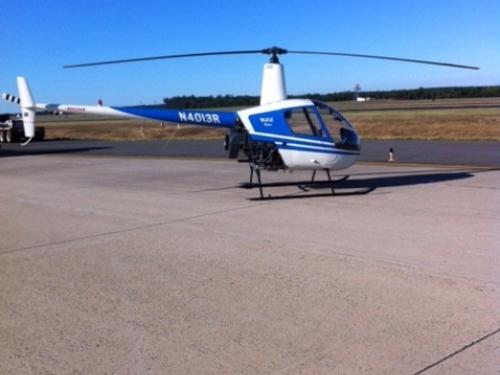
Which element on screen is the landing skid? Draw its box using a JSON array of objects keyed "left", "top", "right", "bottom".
[{"left": 248, "top": 188, "right": 375, "bottom": 201}]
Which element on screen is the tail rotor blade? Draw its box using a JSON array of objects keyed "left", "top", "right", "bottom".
[{"left": 1, "top": 93, "right": 21, "bottom": 105}]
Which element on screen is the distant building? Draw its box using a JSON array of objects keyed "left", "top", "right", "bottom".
[{"left": 356, "top": 96, "right": 371, "bottom": 102}]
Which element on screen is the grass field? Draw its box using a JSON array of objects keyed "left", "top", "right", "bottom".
[
  {"left": 345, "top": 108, "right": 500, "bottom": 140},
  {"left": 38, "top": 98, "right": 500, "bottom": 141}
]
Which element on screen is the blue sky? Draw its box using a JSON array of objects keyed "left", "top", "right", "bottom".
[{"left": 1, "top": 0, "right": 499, "bottom": 112}]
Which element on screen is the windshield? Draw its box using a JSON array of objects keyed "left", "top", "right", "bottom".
[{"left": 314, "top": 102, "right": 360, "bottom": 150}]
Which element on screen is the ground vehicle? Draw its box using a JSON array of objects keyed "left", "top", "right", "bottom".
[{"left": 0, "top": 117, "right": 44, "bottom": 143}]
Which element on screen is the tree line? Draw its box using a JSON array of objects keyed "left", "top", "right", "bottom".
[{"left": 163, "top": 85, "right": 500, "bottom": 108}]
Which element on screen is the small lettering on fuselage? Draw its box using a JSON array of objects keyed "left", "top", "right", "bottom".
[
  {"left": 178, "top": 112, "right": 221, "bottom": 124},
  {"left": 259, "top": 117, "right": 274, "bottom": 127},
  {"left": 67, "top": 107, "right": 86, "bottom": 113}
]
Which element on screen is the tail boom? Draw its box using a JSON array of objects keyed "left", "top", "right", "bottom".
[
  {"left": 2, "top": 77, "right": 238, "bottom": 138},
  {"left": 32, "top": 103, "right": 238, "bottom": 128}
]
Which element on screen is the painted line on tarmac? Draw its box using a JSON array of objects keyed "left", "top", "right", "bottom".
[{"left": 412, "top": 327, "right": 500, "bottom": 375}]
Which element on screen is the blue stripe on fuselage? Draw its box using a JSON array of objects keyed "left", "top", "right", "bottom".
[
  {"left": 250, "top": 133, "right": 360, "bottom": 155},
  {"left": 113, "top": 106, "right": 237, "bottom": 128}
]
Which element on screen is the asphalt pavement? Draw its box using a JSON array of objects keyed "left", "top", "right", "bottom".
[
  {"left": 1, "top": 139, "right": 499, "bottom": 166},
  {"left": 1, "top": 155, "right": 498, "bottom": 374}
]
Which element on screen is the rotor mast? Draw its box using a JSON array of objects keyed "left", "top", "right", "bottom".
[{"left": 260, "top": 47, "right": 288, "bottom": 105}]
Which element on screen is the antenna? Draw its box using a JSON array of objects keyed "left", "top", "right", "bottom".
[{"left": 354, "top": 84, "right": 361, "bottom": 100}]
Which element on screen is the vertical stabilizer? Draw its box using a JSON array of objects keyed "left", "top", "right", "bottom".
[
  {"left": 260, "top": 63, "right": 287, "bottom": 105},
  {"left": 16, "top": 76, "right": 36, "bottom": 141}
]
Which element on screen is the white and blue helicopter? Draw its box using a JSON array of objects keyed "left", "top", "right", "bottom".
[{"left": 2, "top": 47, "right": 478, "bottom": 198}]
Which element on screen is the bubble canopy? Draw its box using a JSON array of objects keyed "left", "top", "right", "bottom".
[{"left": 283, "top": 101, "right": 360, "bottom": 151}]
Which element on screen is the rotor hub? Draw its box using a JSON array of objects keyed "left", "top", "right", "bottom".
[{"left": 261, "top": 47, "right": 288, "bottom": 63}]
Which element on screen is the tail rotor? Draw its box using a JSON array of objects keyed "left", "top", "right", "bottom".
[{"left": 1, "top": 77, "right": 36, "bottom": 145}]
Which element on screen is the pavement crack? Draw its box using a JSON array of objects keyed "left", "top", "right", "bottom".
[
  {"left": 411, "top": 327, "right": 500, "bottom": 375},
  {"left": 0, "top": 202, "right": 268, "bottom": 256}
]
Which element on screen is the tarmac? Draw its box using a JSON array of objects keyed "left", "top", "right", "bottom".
[
  {"left": 0, "top": 153, "right": 499, "bottom": 374},
  {"left": 1, "top": 139, "right": 500, "bottom": 166}
]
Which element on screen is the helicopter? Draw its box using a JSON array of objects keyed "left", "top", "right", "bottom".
[{"left": 1, "top": 47, "right": 478, "bottom": 198}]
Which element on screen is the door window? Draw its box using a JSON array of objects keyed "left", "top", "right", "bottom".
[{"left": 285, "top": 107, "right": 324, "bottom": 137}]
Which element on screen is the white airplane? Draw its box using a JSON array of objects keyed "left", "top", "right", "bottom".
[{"left": 1, "top": 47, "right": 478, "bottom": 198}]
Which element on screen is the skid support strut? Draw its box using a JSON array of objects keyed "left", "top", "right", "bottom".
[
  {"left": 255, "top": 168, "right": 264, "bottom": 198},
  {"left": 312, "top": 169, "right": 349, "bottom": 187},
  {"left": 311, "top": 170, "right": 316, "bottom": 183},
  {"left": 325, "top": 169, "right": 336, "bottom": 195},
  {"left": 249, "top": 164, "right": 254, "bottom": 185},
  {"left": 248, "top": 157, "right": 264, "bottom": 199}
]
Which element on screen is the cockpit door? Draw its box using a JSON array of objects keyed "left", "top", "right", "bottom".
[{"left": 283, "top": 106, "right": 330, "bottom": 141}]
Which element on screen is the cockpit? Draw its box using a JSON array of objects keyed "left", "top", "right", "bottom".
[
  {"left": 246, "top": 99, "right": 361, "bottom": 152},
  {"left": 284, "top": 101, "right": 360, "bottom": 150}
]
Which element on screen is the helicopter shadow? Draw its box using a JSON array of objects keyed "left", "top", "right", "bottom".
[{"left": 241, "top": 169, "right": 480, "bottom": 201}]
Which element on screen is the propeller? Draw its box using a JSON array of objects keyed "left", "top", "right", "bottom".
[{"left": 64, "top": 46, "right": 479, "bottom": 70}]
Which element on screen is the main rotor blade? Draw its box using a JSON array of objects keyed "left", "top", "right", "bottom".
[
  {"left": 64, "top": 50, "right": 264, "bottom": 68},
  {"left": 64, "top": 46, "right": 479, "bottom": 70},
  {"left": 287, "top": 50, "right": 479, "bottom": 70}
]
